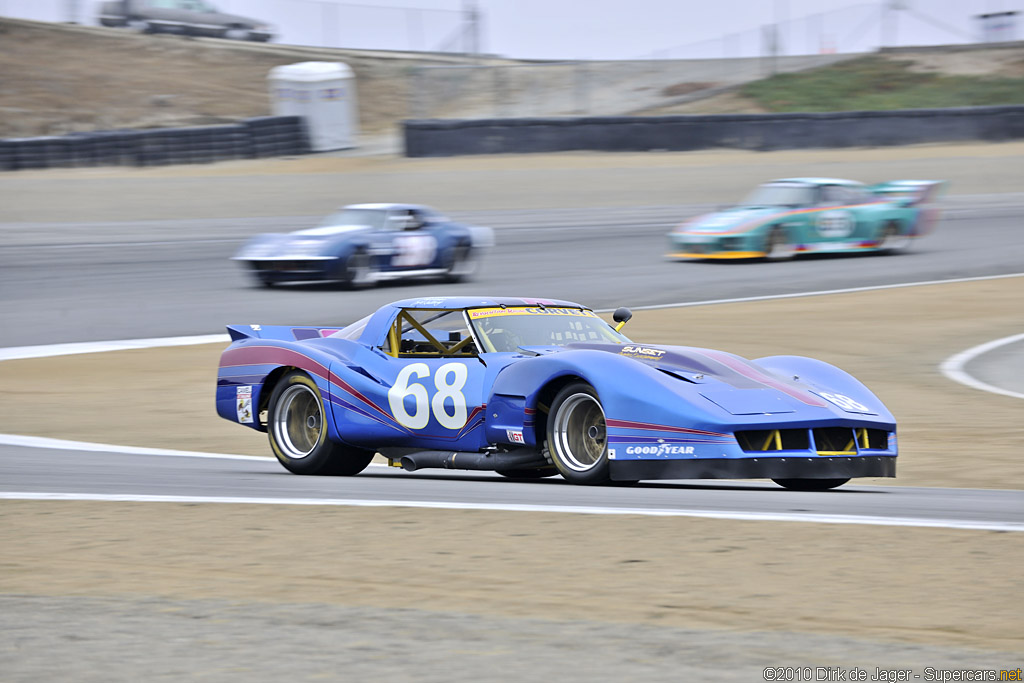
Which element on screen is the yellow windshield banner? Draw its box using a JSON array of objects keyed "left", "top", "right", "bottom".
[{"left": 468, "top": 307, "right": 598, "bottom": 320}]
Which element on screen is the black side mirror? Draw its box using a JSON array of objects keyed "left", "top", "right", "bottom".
[{"left": 612, "top": 307, "right": 632, "bottom": 332}]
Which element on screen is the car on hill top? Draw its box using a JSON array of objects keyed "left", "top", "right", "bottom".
[{"left": 98, "top": 0, "right": 274, "bottom": 41}]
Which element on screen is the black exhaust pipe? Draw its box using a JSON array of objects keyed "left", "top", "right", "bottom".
[{"left": 398, "top": 449, "right": 547, "bottom": 472}]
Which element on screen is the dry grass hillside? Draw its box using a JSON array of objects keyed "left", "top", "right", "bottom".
[
  {"left": 0, "top": 17, "right": 506, "bottom": 138},
  {"left": 3, "top": 16, "right": 1023, "bottom": 139},
  {"left": 641, "top": 45, "right": 1024, "bottom": 115}
]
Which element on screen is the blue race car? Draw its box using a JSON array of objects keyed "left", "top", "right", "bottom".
[
  {"left": 232, "top": 203, "right": 493, "bottom": 288},
  {"left": 216, "top": 297, "right": 896, "bottom": 489}
]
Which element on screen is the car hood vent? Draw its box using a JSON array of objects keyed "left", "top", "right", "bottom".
[
  {"left": 698, "top": 386, "right": 798, "bottom": 415},
  {"left": 565, "top": 342, "right": 829, "bottom": 408},
  {"left": 657, "top": 368, "right": 698, "bottom": 383}
]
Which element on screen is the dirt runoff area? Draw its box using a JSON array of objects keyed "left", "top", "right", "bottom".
[{"left": 2, "top": 277, "right": 1023, "bottom": 668}]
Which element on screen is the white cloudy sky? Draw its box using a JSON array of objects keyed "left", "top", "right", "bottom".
[{"left": 3, "top": 0, "right": 1020, "bottom": 59}]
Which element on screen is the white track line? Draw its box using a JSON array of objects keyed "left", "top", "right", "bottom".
[
  {"left": 0, "top": 433, "right": 267, "bottom": 461},
  {"left": 0, "top": 432, "right": 389, "bottom": 467},
  {"left": 1, "top": 492, "right": 1020, "bottom": 532},
  {"left": 0, "top": 334, "right": 229, "bottom": 361},
  {"left": 940, "top": 333, "right": 1024, "bottom": 400},
  {"left": 609, "top": 272, "right": 1024, "bottom": 312}
]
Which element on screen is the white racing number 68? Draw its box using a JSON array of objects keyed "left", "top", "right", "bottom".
[
  {"left": 817, "top": 391, "right": 870, "bottom": 412},
  {"left": 388, "top": 362, "right": 468, "bottom": 430}
]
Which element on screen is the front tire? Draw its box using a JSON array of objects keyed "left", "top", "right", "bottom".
[
  {"left": 337, "top": 250, "right": 372, "bottom": 289},
  {"left": 764, "top": 226, "right": 794, "bottom": 261},
  {"left": 546, "top": 382, "right": 611, "bottom": 485},
  {"left": 772, "top": 478, "right": 850, "bottom": 491},
  {"left": 268, "top": 371, "right": 375, "bottom": 476}
]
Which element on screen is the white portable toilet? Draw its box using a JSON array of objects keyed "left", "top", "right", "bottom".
[{"left": 268, "top": 62, "right": 358, "bottom": 151}]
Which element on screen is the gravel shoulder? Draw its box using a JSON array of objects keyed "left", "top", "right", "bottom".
[
  {"left": 3, "top": 593, "right": 1016, "bottom": 683},
  {"left": 2, "top": 502, "right": 1020, "bottom": 674}
]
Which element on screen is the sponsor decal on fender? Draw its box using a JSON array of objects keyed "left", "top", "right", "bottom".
[
  {"left": 236, "top": 386, "right": 254, "bottom": 423},
  {"left": 620, "top": 345, "right": 666, "bottom": 359},
  {"left": 625, "top": 444, "right": 695, "bottom": 456}
]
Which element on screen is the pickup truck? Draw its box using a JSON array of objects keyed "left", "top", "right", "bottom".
[{"left": 98, "top": 0, "right": 274, "bottom": 42}]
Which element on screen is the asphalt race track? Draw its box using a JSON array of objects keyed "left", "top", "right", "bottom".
[
  {"left": 1, "top": 196, "right": 1023, "bottom": 347},
  {"left": 2, "top": 193, "right": 1023, "bottom": 528},
  {"left": 2, "top": 447, "right": 1022, "bottom": 531}
]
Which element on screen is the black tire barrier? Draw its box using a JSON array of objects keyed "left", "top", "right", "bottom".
[
  {"left": 0, "top": 116, "right": 311, "bottom": 172},
  {"left": 403, "top": 105, "right": 1024, "bottom": 157}
]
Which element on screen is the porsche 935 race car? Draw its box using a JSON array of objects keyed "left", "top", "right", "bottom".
[
  {"left": 233, "top": 203, "right": 493, "bottom": 287},
  {"left": 667, "top": 178, "right": 944, "bottom": 260},
  {"left": 216, "top": 297, "right": 897, "bottom": 489}
]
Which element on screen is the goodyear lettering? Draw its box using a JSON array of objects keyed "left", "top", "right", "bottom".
[
  {"left": 620, "top": 345, "right": 666, "bottom": 359},
  {"left": 625, "top": 445, "right": 695, "bottom": 456}
]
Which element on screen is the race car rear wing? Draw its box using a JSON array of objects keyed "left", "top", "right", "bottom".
[
  {"left": 869, "top": 180, "right": 946, "bottom": 206},
  {"left": 226, "top": 324, "right": 341, "bottom": 342}
]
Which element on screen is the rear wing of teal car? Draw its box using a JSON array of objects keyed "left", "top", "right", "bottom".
[{"left": 869, "top": 180, "right": 946, "bottom": 206}]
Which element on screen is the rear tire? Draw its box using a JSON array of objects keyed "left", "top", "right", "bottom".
[
  {"left": 268, "top": 371, "right": 375, "bottom": 476},
  {"left": 772, "top": 478, "right": 850, "bottom": 491},
  {"left": 127, "top": 18, "right": 154, "bottom": 33},
  {"left": 442, "top": 244, "right": 475, "bottom": 283},
  {"left": 879, "top": 220, "right": 911, "bottom": 253},
  {"left": 546, "top": 382, "right": 611, "bottom": 485}
]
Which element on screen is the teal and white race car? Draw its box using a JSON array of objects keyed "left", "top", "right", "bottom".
[{"left": 667, "top": 178, "right": 944, "bottom": 260}]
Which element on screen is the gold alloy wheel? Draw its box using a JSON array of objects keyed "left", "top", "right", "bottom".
[{"left": 271, "top": 383, "right": 323, "bottom": 459}]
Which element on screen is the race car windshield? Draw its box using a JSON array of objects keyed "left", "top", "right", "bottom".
[
  {"left": 318, "top": 208, "right": 388, "bottom": 230},
  {"left": 740, "top": 183, "right": 814, "bottom": 208},
  {"left": 330, "top": 314, "right": 372, "bottom": 340},
  {"left": 468, "top": 307, "right": 629, "bottom": 353}
]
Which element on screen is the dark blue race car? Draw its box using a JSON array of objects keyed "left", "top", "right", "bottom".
[
  {"left": 216, "top": 297, "right": 897, "bottom": 489},
  {"left": 232, "top": 203, "right": 493, "bottom": 288}
]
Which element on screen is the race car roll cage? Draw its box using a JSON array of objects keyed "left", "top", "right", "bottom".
[{"left": 385, "top": 308, "right": 481, "bottom": 358}]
